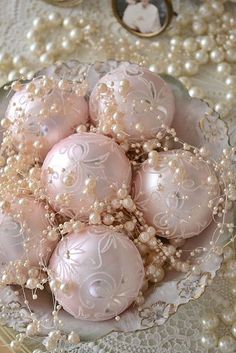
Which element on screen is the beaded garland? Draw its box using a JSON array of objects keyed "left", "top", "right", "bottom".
[{"left": 0, "top": 60, "right": 235, "bottom": 351}]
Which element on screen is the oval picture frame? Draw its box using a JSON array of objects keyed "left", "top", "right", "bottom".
[{"left": 112, "top": 0, "right": 173, "bottom": 38}]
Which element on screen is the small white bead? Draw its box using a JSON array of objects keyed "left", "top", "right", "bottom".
[
  {"left": 189, "top": 86, "right": 204, "bottom": 99},
  {"left": 12, "top": 55, "right": 27, "bottom": 68},
  {"left": 39, "top": 53, "right": 54, "bottom": 65},
  {"left": 195, "top": 50, "right": 209, "bottom": 64},
  {"left": 184, "top": 60, "right": 199, "bottom": 75},
  {"left": 63, "top": 16, "right": 78, "bottom": 29},
  {"left": 210, "top": 48, "right": 225, "bottom": 63},
  {"left": 61, "top": 39, "right": 75, "bottom": 53},
  {"left": 8, "top": 70, "right": 19, "bottom": 81},
  {"left": 218, "top": 335, "right": 236, "bottom": 353},
  {"left": 30, "top": 42, "right": 44, "bottom": 55},
  {"left": 216, "top": 62, "right": 232, "bottom": 76},
  {"left": 201, "top": 313, "right": 219, "bottom": 330},
  {"left": 33, "top": 17, "right": 47, "bottom": 30},
  {"left": 166, "top": 63, "right": 181, "bottom": 76},
  {"left": 200, "top": 36, "right": 215, "bottom": 51},
  {"left": 183, "top": 37, "right": 198, "bottom": 52},
  {"left": 201, "top": 332, "right": 218, "bottom": 349},
  {"left": 48, "top": 12, "right": 62, "bottom": 27},
  {"left": 69, "top": 28, "right": 83, "bottom": 43}
]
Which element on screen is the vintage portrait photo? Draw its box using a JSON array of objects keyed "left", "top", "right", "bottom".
[{"left": 113, "top": 0, "right": 173, "bottom": 37}]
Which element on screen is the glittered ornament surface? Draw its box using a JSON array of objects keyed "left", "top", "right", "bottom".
[
  {"left": 89, "top": 62, "right": 175, "bottom": 142},
  {"left": 0, "top": 198, "right": 58, "bottom": 284},
  {"left": 49, "top": 225, "right": 145, "bottom": 321},
  {"left": 133, "top": 150, "right": 220, "bottom": 239},
  {"left": 41, "top": 132, "right": 132, "bottom": 219},
  {"left": 6, "top": 80, "right": 88, "bottom": 161}
]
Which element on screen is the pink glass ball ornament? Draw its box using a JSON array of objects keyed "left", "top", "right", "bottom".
[
  {"left": 48, "top": 225, "right": 145, "bottom": 321},
  {"left": 41, "top": 132, "right": 132, "bottom": 219},
  {"left": 5, "top": 79, "right": 88, "bottom": 161},
  {"left": 0, "top": 198, "right": 59, "bottom": 284},
  {"left": 132, "top": 150, "right": 220, "bottom": 239},
  {"left": 89, "top": 63, "right": 175, "bottom": 141}
]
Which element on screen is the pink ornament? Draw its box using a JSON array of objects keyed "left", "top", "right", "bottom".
[
  {"left": 41, "top": 132, "right": 132, "bottom": 219},
  {"left": 6, "top": 80, "right": 88, "bottom": 161},
  {"left": 0, "top": 198, "right": 58, "bottom": 284},
  {"left": 89, "top": 63, "right": 175, "bottom": 141},
  {"left": 49, "top": 225, "right": 144, "bottom": 321},
  {"left": 132, "top": 150, "right": 220, "bottom": 239}
]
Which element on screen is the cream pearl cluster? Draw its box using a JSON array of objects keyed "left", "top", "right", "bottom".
[
  {"left": 27, "top": 13, "right": 96, "bottom": 66},
  {"left": 200, "top": 245, "right": 236, "bottom": 352}
]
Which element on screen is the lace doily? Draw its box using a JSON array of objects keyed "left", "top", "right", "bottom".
[{"left": 0, "top": 1, "right": 235, "bottom": 352}]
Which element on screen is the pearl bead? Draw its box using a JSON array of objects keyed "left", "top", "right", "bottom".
[
  {"left": 199, "top": 4, "right": 213, "bottom": 19},
  {"left": 29, "top": 42, "right": 43, "bottom": 55},
  {"left": 192, "top": 20, "right": 207, "bottom": 35},
  {"left": 218, "top": 336, "right": 236, "bottom": 353},
  {"left": 63, "top": 16, "right": 78, "bottom": 29},
  {"left": 201, "top": 332, "right": 218, "bottom": 349},
  {"left": 39, "top": 53, "right": 54, "bottom": 65},
  {"left": 69, "top": 28, "right": 83, "bottom": 43},
  {"left": 48, "top": 12, "right": 62, "bottom": 27},
  {"left": 216, "top": 62, "right": 232, "bottom": 76},
  {"left": 201, "top": 313, "right": 219, "bottom": 330},
  {"left": 12, "top": 55, "right": 27, "bottom": 68},
  {"left": 8, "top": 70, "right": 19, "bottom": 81},
  {"left": 189, "top": 86, "right": 204, "bottom": 99},
  {"left": 200, "top": 36, "right": 216, "bottom": 51},
  {"left": 33, "top": 17, "right": 46, "bottom": 30},
  {"left": 45, "top": 42, "right": 58, "bottom": 55},
  {"left": 221, "top": 307, "right": 236, "bottom": 325},
  {"left": 183, "top": 38, "right": 198, "bottom": 52},
  {"left": 225, "top": 76, "right": 236, "bottom": 87},
  {"left": 166, "top": 63, "right": 181, "bottom": 76},
  {"left": 195, "top": 50, "right": 209, "bottom": 64},
  {"left": 232, "top": 323, "right": 236, "bottom": 338},
  {"left": 26, "top": 30, "right": 38, "bottom": 40},
  {"left": 214, "top": 102, "right": 230, "bottom": 118},
  {"left": 211, "top": 1, "right": 224, "bottom": 15},
  {"left": 61, "top": 39, "right": 75, "bottom": 53},
  {"left": 225, "top": 91, "right": 235, "bottom": 103},
  {"left": 210, "top": 48, "right": 225, "bottom": 63},
  {"left": 68, "top": 331, "right": 80, "bottom": 344},
  {"left": 184, "top": 60, "right": 199, "bottom": 75}
]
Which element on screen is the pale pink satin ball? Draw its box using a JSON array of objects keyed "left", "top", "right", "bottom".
[
  {"left": 41, "top": 132, "right": 132, "bottom": 219},
  {"left": 6, "top": 80, "right": 88, "bottom": 161},
  {"left": 132, "top": 150, "right": 220, "bottom": 239},
  {"left": 0, "top": 198, "right": 58, "bottom": 284},
  {"left": 89, "top": 62, "right": 175, "bottom": 141},
  {"left": 49, "top": 225, "right": 144, "bottom": 321}
]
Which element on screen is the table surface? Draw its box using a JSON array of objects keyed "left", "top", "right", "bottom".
[{"left": 0, "top": 1, "right": 235, "bottom": 353}]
